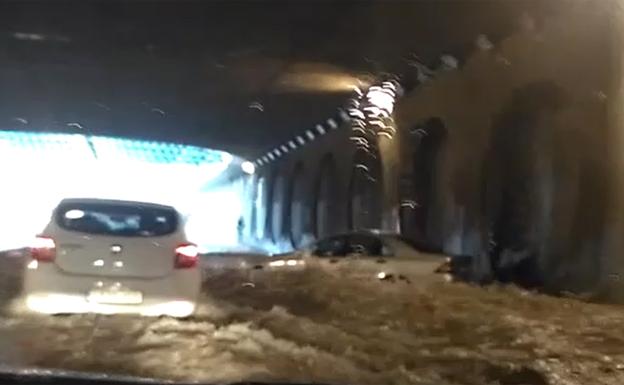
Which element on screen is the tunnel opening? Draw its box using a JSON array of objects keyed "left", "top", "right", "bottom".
[{"left": 0, "top": 131, "right": 237, "bottom": 251}]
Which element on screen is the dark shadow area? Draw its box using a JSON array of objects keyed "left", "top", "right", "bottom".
[
  {"left": 288, "top": 162, "right": 312, "bottom": 248},
  {"left": 401, "top": 117, "right": 447, "bottom": 248},
  {"left": 484, "top": 81, "right": 566, "bottom": 289},
  {"left": 314, "top": 153, "right": 339, "bottom": 240},
  {"left": 270, "top": 174, "right": 286, "bottom": 243},
  {"left": 348, "top": 151, "right": 382, "bottom": 231}
]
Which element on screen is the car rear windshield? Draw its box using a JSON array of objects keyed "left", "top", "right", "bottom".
[{"left": 56, "top": 202, "right": 178, "bottom": 237}]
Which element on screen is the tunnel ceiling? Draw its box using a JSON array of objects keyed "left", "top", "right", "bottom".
[{"left": 0, "top": 0, "right": 557, "bottom": 158}]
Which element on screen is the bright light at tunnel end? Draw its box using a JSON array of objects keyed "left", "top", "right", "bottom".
[
  {"left": 241, "top": 161, "right": 256, "bottom": 175},
  {"left": 0, "top": 130, "right": 242, "bottom": 251}
]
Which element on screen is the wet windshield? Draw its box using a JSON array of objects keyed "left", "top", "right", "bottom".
[{"left": 0, "top": 1, "right": 623, "bottom": 385}]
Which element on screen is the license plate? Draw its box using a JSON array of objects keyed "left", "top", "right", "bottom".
[{"left": 87, "top": 290, "right": 143, "bottom": 305}]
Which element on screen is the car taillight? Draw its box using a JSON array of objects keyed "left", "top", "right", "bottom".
[
  {"left": 30, "top": 236, "right": 56, "bottom": 262},
  {"left": 175, "top": 243, "right": 198, "bottom": 269}
]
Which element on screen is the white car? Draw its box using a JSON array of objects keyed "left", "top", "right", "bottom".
[
  {"left": 201, "top": 252, "right": 306, "bottom": 277},
  {"left": 201, "top": 251, "right": 272, "bottom": 270},
  {"left": 299, "top": 231, "right": 452, "bottom": 282},
  {"left": 23, "top": 198, "right": 201, "bottom": 318}
]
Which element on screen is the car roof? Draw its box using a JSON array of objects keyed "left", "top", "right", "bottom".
[
  {"left": 57, "top": 198, "right": 177, "bottom": 211},
  {"left": 321, "top": 230, "right": 400, "bottom": 239},
  {"left": 317, "top": 230, "right": 442, "bottom": 254}
]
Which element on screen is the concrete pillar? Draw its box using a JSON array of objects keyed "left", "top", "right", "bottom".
[
  {"left": 378, "top": 131, "right": 402, "bottom": 233},
  {"left": 603, "top": 2, "right": 624, "bottom": 300}
]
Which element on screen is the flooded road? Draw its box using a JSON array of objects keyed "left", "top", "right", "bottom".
[{"left": 0, "top": 255, "right": 623, "bottom": 385}]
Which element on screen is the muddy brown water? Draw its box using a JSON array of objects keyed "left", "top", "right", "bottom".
[{"left": 0, "top": 255, "right": 622, "bottom": 385}]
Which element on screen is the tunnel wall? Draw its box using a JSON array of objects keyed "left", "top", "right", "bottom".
[
  {"left": 240, "top": 118, "right": 358, "bottom": 253},
  {"left": 237, "top": 2, "right": 624, "bottom": 298},
  {"left": 393, "top": 4, "right": 612, "bottom": 292}
]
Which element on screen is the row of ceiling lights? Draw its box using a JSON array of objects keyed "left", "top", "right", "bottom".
[
  {"left": 239, "top": 34, "right": 499, "bottom": 175},
  {"left": 242, "top": 109, "right": 350, "bottom": 174}
]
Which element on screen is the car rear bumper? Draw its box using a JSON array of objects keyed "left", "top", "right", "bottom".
[
  {"left": 24, "top": 294, "right": 196, "bottom": 317},
  {"left": 22, "top": 263, "right": 201, "bottom": 317}
]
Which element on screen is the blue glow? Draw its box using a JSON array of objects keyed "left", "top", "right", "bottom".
[
  {"left": 0, "top": 131, "right": 230, "bottom": 164},
  {"left": 0, "top": 131, "right": 239, "bottom": 251}
]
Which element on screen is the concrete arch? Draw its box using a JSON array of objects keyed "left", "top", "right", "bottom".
[
  {"left": 253, "top": 175, "right": 268, "bottom": 239},
  {"left": 247, "top": 175, "right": 259, "bottom": 239},
  {"left": 483, "top": 81, "right": 568, "bottom": 287},
  {"left": 270, "top": 173, "right": 286, "bottom": 243},
  {"left": 348, "top": 151, "right": 382, "bottom": 231},
  {"left": 288, "top": 162, "right": 313, "bottom": 248},
  {"left": 262, "top": 172, "right": 275, "bottom": 242},
  {"left": 400, "top": 117, "right": 448, "bottom": 246},
  {"left": 314, "top": 153, "right": 339, "bottom": 239},
  {"left": 236, "top": 176, "right": 250, "bottom": 240}
]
